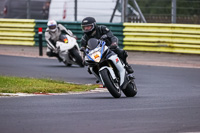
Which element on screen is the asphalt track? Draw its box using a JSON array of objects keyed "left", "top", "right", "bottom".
[{"left": 0, "top": 55, "right": 200, "bottom": 133}]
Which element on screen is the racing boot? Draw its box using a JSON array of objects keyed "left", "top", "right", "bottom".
[
  {"left": 125, "top": 63, "right": 134, "bottom": 74},
  {"left": 122, "top": 51, "right": 134, "bottom": 74}
]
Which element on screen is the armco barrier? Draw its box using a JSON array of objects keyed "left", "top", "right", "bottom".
[
  {"left": 2, "top": 19, "right": 200, "bottom": 54},
  {"left": 0, "top": 19, "right": 35, "bottom": 46},
  {"left": 0, "top": 19, "right": 124, "bottom": 48},
  {"left": 123, "top": 23, "right": 200, "bottom": 54}
]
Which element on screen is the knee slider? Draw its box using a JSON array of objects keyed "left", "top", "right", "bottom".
[{"left": 123, "top": 50, "right": 128, "bottom": 58}]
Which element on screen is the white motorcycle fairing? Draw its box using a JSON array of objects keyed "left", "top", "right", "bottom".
[
  {"left": 56, "top": 35, "right": 81, "bottom": 65},
  {"left": 56, "top": 35, "right": 78, "bottom": 52}
]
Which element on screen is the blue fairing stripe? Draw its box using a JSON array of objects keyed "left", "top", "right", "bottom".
[
  {"left": 101, "top": 42, "right": 105, "bottom": 58},
  {"left": 99, "top": 41, "right": 106, "bottom": 58},
  {"left": 86, "top": 54, "right": 95, "bottom": 61}
]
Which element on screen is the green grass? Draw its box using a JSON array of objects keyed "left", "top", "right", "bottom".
[{"left": 0, "top": 75, "right": 98, "bottom": 93}]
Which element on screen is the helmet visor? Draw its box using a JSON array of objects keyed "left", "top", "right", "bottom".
[
  {"left": 49, "top": 25, "right": 56, "bottom": 30},
  {"left": 81, "top": 24, "right": 94, "bottom": 32}
]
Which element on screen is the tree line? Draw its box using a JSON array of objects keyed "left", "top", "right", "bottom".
[{"left": 130, "top": 0, "right": 200, "bottom": 16}]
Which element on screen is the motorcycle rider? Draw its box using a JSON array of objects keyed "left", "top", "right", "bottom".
[
  {"left": 80, "top": 17, "right": 134, "bottom": 74},
  {"left": 45, "top": 20, "right": 74, "bottom": 61}
]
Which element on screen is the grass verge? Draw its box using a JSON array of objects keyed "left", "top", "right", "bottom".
[{"left": 0, "top": 75, "right": 98, "bottom": 94}]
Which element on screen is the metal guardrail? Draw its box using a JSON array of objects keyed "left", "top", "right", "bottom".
[
  {"left": 123, "top": 23, "right": 200, "bottom": 54},
  {"left": 0, "top": 19, "right": 123, "bottom": 48},
  {"left": 1, "top": 19, "right": 200, "bottom": 54}
]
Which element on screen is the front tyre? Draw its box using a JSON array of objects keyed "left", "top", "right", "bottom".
[
  {"left": 100, "top": 69, "right": 121, "bottom": 98},
  {"left": 70, "top": 48, "right": 84, "bottom": 67},
  {"left": 122, "top": 80, "right": 137, "bottom": 97}
]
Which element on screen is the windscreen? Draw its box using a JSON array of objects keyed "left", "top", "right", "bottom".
[{"left": 87, "top": 38, "right": 99, "bottom": 50}]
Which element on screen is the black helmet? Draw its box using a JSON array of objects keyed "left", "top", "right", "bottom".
[{"left": 81, "top": 17, "right": 96, "bottom": 36}]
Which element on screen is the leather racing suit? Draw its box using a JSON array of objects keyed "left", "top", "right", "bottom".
[
  {"left": 81, "top": 25, "right": 131, "bottom": 70},
  {"left": 45, "top": 24, "right": 73, "bottom": 60}
]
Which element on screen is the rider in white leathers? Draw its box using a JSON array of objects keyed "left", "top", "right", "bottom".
[{"left": 45, "top": 20, "right": 74, "bottom": 61}]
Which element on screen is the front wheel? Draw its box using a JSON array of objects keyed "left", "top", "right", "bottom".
[
  {"left": 122, "top": 80, "right": 137, "bottom": 97},
  {"left": 70, "top": 48, "right": 84, "bottom": 67},
  {"left": 100, "top": 69, "right": 121, "bottom": 98}
]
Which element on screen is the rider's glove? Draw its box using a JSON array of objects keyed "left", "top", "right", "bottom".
[
  {"left": 110, "top": 42, "right": 118, "bottom": 49},
  {"left": 53, "top": 48, "right": 59, "bottom": 54},
  {"left": 80, "top": 47, "right": 86, "bottom": 52}
]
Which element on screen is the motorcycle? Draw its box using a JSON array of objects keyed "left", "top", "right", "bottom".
[
  {"left": 82, "top": 38, "right": 137, "bottom": 98},
  {"left": 56, "top": 34, "right": 84, "bottom": 67}
]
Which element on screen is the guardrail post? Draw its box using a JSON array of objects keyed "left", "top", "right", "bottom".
[
  {"left": 171, "top": 0, "right": 177, "bottom": 23},
  {"left": 38, "top": 27, "right": 43, "bottom": 56},
  {"left": 27, "top": 0, "right": 30, "bottom": 19}
]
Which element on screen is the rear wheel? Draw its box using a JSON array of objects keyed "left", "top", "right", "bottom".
[
  {"left": 122, "top": 80, "right": 137, "bottom": 97},
  {"left": 63, "top": 61, "right": 72, "bottom": 67},
  {"left": 70, "top": 48, "right": 84, "bottom": 67},
  {"left": 100, "top": 69, "right": 121, "bottom": 98}
]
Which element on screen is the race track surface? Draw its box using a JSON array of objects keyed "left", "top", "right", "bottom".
[{"left": 0, "top": 55, "right": 200, "bottom": 133}]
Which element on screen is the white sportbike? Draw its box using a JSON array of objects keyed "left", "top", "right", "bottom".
[
  {"left": 82, "top": 38, "right": 137, "bottom": 98},
  {"left": 56, "top": 34, "right": 84, "bottom": 67}
]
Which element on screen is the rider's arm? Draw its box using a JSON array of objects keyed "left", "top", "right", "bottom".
[
  {"left": 80, "top": 34, "right": 88, "bottom": 48},
  {"left": 100, "top": 25, "right": 118, "bottom": 44},
  {"left": 45, "top": 31, "right": 56, "bottom": 50},
  {"left": 58, "top": 24, "right": 74, "bottom": 37}
]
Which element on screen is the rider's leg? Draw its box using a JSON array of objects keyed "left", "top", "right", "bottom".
[
  {"left": 111, "top": 47, "right": 134, "bottom": 74},
  {"left": 46, "top": 48, "right": 63, "bottom": 62}
]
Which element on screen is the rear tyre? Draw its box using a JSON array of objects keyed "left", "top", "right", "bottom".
[
  {"left": 70, "top": 48, "right": 84, "bottom": 67},
  {"left": 63, "top": 62, "right": 72, "bottom": 67},
  {"left": 122, "top": 80, "right": 137, "bottom": 97},
  {"left": 100, "top": 69, "right": 121, "bottom": 98}
]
